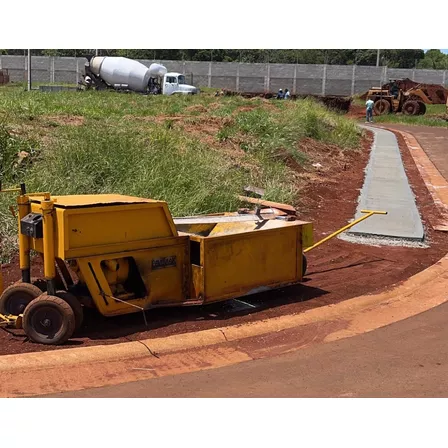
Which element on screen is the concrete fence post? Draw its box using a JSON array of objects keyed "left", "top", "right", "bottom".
[
  {"left": 51, "top": 57, "right": 55, "bottom": 83},
  {"left": 265, "top": 63, "right": 271, "bottom": 93},
  {"left": 379, "top": 65, "right": 387, "bottom": 87},
  {"left": 443, "top": 70, "right": 446, "bottom": 87},
  {"left": 292, "top": 64, "right": 297, "bottom": 94},
  {"left": 351, "top": 65, "right": 356, "bottom": 96},
  {"left": 236, "top": 63, "right": 240, "bottom": 92},
  {"left": 76, "top": 59, "right": 79, "bottom": 84},
  {"left": 208, "top": 61, "right": 212, "bottom": 88},
  {"left": 0, "top": 56, "right": 2, "bottom": 70},
  {"left": 322, "top": 64, "right": 327, "bottom": 96},
  {"left": 412, "top": 69, "right": 415, "bottom": 81},
  {"left": 24, "top": 54, "right": 27, "bottom": 83}
]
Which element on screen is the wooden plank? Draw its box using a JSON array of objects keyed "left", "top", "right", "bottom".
[{"left": 237, "top": 195, "right": 296, "bottom": 214}]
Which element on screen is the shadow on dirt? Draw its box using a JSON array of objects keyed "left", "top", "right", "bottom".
[{"left": 75, "top": 282, "right": 329, "bottom": 342}]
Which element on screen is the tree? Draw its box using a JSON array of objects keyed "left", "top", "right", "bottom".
[
  {"left": 382, "top": 49, "right": 424, "bottom": 68},
  {"left": 0, "top": 49, "right": 437, "bottom": 68},
  {"left": 418, "top": 49, "right": 448, "bottom": 69}
]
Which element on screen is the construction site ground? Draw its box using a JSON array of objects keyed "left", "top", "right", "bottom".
[{"left": 1, "top": 124, "right": 447, "bottom": 357}]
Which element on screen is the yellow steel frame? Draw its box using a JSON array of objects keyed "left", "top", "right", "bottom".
[
  {"left": 0, "top": 313, "right": 23, "bottom": 329},
  {"left": 0, "top": 185, "right": 51, "bottom": 294},
  {"left": 303, "top": 210, "right": 387, "bottom": 253}
]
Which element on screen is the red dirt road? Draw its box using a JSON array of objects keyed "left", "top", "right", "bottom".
[{"left": 1, "top": 128, "right": 447, "bottom": 355}]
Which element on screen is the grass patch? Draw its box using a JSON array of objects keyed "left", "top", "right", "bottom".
[{"left": 373, "top": 104, "right": 448, "bottom": 127}]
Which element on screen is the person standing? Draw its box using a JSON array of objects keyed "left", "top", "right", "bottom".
[{"left": 366, "top": 98, "right": 374, "bottom": 123}]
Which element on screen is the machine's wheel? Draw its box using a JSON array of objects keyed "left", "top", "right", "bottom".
[
  {"left": 417, "top": 102, "right": 427, "bottom": 115},
  {"left": 402, "top": 100, "right": 420, "bottom": 116},
  {"left": 302, "top": 254, "right": 308, "bottom": 277},
  {"left": 22, "top": 295, "right": 75, "bottom": 345},
  {"left": 373, "top": 99, "right": 391, "bottom": 115},
  {"left": 47, "top": 290, "right": 83, "bottom": 331},
  {"left": 0, "top": 282, "right": 43, "bottom": 315}
]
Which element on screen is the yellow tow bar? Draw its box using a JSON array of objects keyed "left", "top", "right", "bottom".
[
  {"left": 0, "top": 313, "right": 23, "bottom": 329},
  {"left": 304, "top": 209, "right": 388, "bottom": 253}
]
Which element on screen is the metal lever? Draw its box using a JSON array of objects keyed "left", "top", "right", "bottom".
[{"left": 304, "top": 209, "right": 388, "bottom": 253}]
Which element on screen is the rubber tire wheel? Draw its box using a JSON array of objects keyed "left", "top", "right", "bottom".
[
  {"left": 418, "top": 102, "right": 426, "bottom": 115},
  {"left": 402, "top": 100, "right": 420, "bottom": 116},
  {"left": 0, "top": 282, "right": 43, "bottom": 315},
  {"left": 45, "top": 290, "right": 83, "bottom": 332},
  {"left": 22, "top": 295, "right": 75, "bottom": 345},
  {"left": 302, "top": 254, "right": 308, "bottom": 277},
  {"left": 373, "top": 99, "right": 390, "bottom": 115}
]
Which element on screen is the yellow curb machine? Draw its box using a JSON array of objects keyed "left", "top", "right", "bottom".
[
  {"left": 0, "top": 184, "right": 314, "bottom": 345},
  {"left": 0, "top": 184, "right": 386, "bottom": 346}
]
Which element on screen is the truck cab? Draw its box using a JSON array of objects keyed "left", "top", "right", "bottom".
[{"left": 161, "top": 73, "right": 198, "bottom": 95}]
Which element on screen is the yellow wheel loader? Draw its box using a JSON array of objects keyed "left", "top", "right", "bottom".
[{"left": 366, "top": 85, "right": 429, "bottom": 116}]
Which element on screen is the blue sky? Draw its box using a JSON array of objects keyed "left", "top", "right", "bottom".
[{"left": 423, "top": 49, "right": 448, "bottom": 53}]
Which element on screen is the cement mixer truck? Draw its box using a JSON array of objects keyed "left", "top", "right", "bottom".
[{"left": 82, "top": 56, "right": 199, "bottom": 96}]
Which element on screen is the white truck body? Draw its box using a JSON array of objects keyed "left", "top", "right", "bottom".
[{"left": 88, "top": 56, "right": 199, "bottom": 95}]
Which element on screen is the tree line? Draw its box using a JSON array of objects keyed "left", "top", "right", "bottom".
[{"left": 1, "top": 49, "right": 447, "bottom": 69}]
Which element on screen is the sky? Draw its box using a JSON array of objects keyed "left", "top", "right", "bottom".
[{"left": 423, "top": 49, "right": 448, "bottom": 53}]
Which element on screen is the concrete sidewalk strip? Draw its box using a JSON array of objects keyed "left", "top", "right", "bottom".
[{"left": 348, "top": 125, "right": 424, "bottom": 241}]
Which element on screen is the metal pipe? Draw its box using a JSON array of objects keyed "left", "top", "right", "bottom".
[
  {"left": 17, "top": 194, "right": 31, "bottom": 283},
  {"left": 0, "top": 188, "right": 21, "bottom": 193},
  {"left": 304, "top": 210, "right": 387, "bottom": 253},
  {"left": 41, "top": 196, "right": 56, "bottom": 291}
]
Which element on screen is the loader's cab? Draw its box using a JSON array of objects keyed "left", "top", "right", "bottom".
[{"left": 366, "top": 87, "right": 395, "bottom": 114}]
